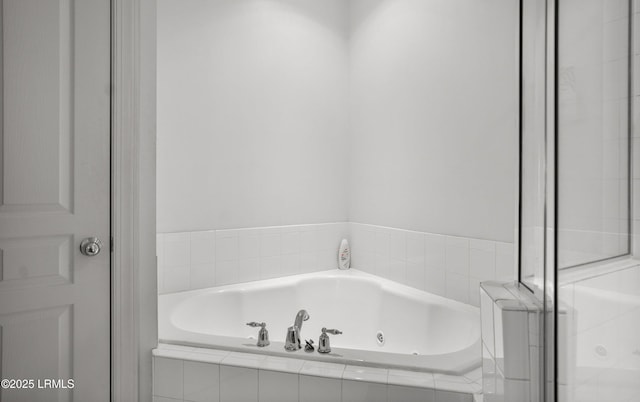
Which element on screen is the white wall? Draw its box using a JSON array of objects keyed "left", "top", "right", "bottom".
[
  {"left": 157, "top": 0, "right": 519, "bottom": 241},
  {"left": 157, "top": 0, "right": 350, "bottom": 233},
  {"left": 348, "top": 0, "right": 519, "bottom": 242}
]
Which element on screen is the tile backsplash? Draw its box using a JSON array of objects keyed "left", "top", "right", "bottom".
[
  {"left": 349, "top": 223, "right": 515, "bottom": 306},
  {"left": 157, "top": 223, "right": 349, "bottom": 294},
  {"left": 157, "top": 222, "right": 515, "bottom": 307}
]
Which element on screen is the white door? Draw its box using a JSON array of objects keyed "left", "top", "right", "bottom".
[{"left": 0, "top": 0, "right": 111, "bottom": 401}]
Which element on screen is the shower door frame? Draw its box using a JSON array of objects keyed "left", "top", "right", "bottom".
[{"left": 517, "top": 0, "right": 557, "bottom": 400}]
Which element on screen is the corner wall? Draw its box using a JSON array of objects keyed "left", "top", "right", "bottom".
[
  {"left": 156, "top": 0, "right": 350, "bottom": 233},
  {"left": 348, "top": 0, "right": 519, "bottom": 243},
  {"left": 156, "top": 0, "right": 520, "bottom": 304}
]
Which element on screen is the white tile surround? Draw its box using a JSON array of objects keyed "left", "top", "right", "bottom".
[
  {"left": 157, "top": 223, "right": 349, "bottom": 294},
  {"left": 152, "top": 344, "right": 481, "bottom": 402},
  {"left": 157, "top": 223, "right": 515, "bottom": 307},
  {"left": 480, "top": 282, "right": 543, "bottom": 402},
  {"left": 349, "top": 223, "right": 515, "bottom": 307},
  {"left": 558, "top": 263, "right": 640, "bottom": 402}
]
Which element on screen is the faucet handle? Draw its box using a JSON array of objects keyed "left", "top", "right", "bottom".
[
  {"left": 318, "top": 327, "right": 342, "bottom": 353},
  {"left": 246, "top": 322, "right": 269, "bottom": 347}
]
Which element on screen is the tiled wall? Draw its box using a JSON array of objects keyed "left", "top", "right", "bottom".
[
  {"left": 152, "top": 344, "right": 480, "bottom": 402},
  {"left": 157, "top": 222, "right": 515, "bottom": 307},
  {"left": 480, "top": 282, "right": 543, "bottom": 402},
  {"left": 350, "top": 223, "right": 515, "bottom": 307},
  {"left": 478, "top": 268, "right": 640, "bottom": 402},
  {"left": 156, "top": 223, "right": 348, "bottom": 294},
  {"left": 558, "top": 264, "right": 640, "bottom": 402}
]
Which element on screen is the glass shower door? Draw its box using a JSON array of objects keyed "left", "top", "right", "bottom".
[
  {"left": 520, "top": 1, "right": 637, "bottom": 402},
  {"left": 555, "top": 1, "right": 637, "bottom": 402}
]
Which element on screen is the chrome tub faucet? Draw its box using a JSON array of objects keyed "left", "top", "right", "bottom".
[{"left": 284, "top": 309, "right": 309, "bottom": 351}]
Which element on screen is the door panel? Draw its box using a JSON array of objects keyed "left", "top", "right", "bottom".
[
  {"left": 0, "top": 306, "right": 73, "bottom": 402},
  {"left": 1, "top": 0, "right": 74, "bottom": 212},
  {"left": 0, "top": 0, "right": 111, "bottom": 401},
  {"left": 0, "top": 235, "right": 73, "bottom": 289}
]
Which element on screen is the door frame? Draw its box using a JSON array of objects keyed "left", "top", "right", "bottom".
[{"left": 111, "top": 0, "right": 157, "bottom": 400}]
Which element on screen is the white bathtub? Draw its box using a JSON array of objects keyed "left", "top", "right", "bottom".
[{"left": 159, "top": 269, "right": 481, "bottom": 374}]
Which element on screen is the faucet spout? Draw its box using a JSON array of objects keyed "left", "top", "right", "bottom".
[{"left": 285, "top": 309, "right": 310, "bottom": 351}]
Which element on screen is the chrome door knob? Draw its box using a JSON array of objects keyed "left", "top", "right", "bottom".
[{"left": 80, "top": 237, "right": 103, "bottom": 256}]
